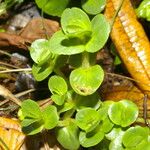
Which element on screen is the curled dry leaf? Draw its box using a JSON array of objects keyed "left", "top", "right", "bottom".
[
  {"left": 0, "top": 117, "right": 25, "bottom": 150},
  {"left": 0, "top": 18, "right": 59, "bottom": 50},
  {"left": 104, "top": 0, "right": 150, "bottom": 93},
  {"left": 0, "top": 32, "right": 27, "bottom": 50},
  {"left": 19, "top": 18, "right": 60, "bottom": 43}
]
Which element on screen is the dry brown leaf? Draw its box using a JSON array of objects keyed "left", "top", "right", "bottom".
[
  {"left": 0, "top": 117, "right": 25, "bottom": 150},
  {"left": 19, "top": 18, "right": 60, "bottom": 43},
  {"left": 0, "top": 32, "right": 27, "bottom": 50},
  {"left": 0, "top": 18, "right": 59, "bottom": 50},
  {"left": 104, "top": 0, "right": 150, "bottom": 93}
]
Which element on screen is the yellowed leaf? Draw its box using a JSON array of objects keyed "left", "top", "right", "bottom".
[{"left": 0, "top": 117, "right": 25, "bottom": 150}]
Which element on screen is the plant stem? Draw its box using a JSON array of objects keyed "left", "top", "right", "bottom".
[
  {"left": 54, "top": 68, "right": 69, "bottom": 85},
  {"left": 63, "top": 109, "right": 75, "bottom": 120},
  {"left": 58, "top": 118, "right": 75, "bottom": 127},
  {"left": 54, "top": 68, "right": 66, "bottom": 79},
  {"left": 82, "top": 51, "right": 90, "bottom": 68},
  {"left": 136, "top": 117, "right": 150, "bottom": 125},
  {"left": 0, "top": 50, "right": 11, "bottom": 57}
]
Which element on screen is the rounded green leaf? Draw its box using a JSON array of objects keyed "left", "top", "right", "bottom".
[
  {"left": 122, "top": 126, "right": 149, "bottom": 149},
  {"left": 79, "top": 126, "right": 104, "bottom": 147},
  {"left": 32, "top": 62, "right": 53, "bottom": 81},
  {"left": 61, "top": 7, "right": 91, "bottom": 35},
  {"left": 18, "top": 109, "right": 24, "bottom": 120},
  {"left": 48, "top": 75, "right": 68, "bottom": 95},
  {"left": 75, "top": 92, "right": 101, "bottom": 110},
  {"left": 57, "top": 102, "right": 75, "bottom": 114},
  {"left": 108, "top": 100, "right": 139, "bottom": 127},
  {"left": 35, "top": 0, "right": 70, "bottom": 17},
  {"left": 106, "top": 128, "right": 125, "bottom": 150},
  {"left": 21, "top": 99, "right": 41, "bottom": 119},
  {"left": 136, "top": 0, "right": 150, "bottom": 21},
  {"left": 56, "top": 122, "right": 80, "bottom": 150},
  {"left": 75, "top": 108, "right": 100, "bottom": 132},
  {"left": 70, "top": 65, "right": 104, "bottom": 96},
  {"left": 98, "top": 101, "right": 114, "bottom": 120},
  {"left": 86, "top": 14, "right": 110, "bottom": 53},
  {"left": 30, "top": 39, "right": 51, "bottom": 65},
  {"left": 99, "top": 117, "right": 114, "bottom": 134},
  {"left": 98, "top": 101, "right": 114, "bottom": 133},
  {"left": 81, "top": 0, "right": 106, "bottom": 15},
  {"left": 22, "top": 119, "right": 44, "bottom": 135},
  {"left": 106, "top": 127, "right": 124, "bottom": 141},
  {"left": 42, "top": 105, "right": 59, "bottom": 129},
  {"left": 49, "top": 30, "right": 85, "bottom": 55},
  {"left": 69, "top": 53, "right": 96, "bottom": 68},
  {"left": 57, "top": 90, "right": 75, "bottom": 113},
  {"left": 51, "top": 94, "right": 65, "bottom": 105}
]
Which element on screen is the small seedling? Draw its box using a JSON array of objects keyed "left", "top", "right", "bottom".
[{"left": 19, "top": 4, "right": 150, "bottom": 150}]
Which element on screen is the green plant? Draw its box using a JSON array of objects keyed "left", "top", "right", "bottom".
[
  {"left": 136, "top": 0, "right": 150, "bottom": 21},
  {"left": 18, "top": 3, "right": 150, "bottom": 150},
  {"left": 35, "top": 0, "right": 106, "bottom": 16},
  {"left": 0, "top": 0, "right": 23, "bottom": 15}
]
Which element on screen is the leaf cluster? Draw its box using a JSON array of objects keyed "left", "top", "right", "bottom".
[
  {"left": 35, "top": 0, "right": 106, "bottom": 17},
  {"left": 18, "top": 99, "right": 59, "bottom": 135},
  {"left": 18, "top": 1, "right": 150, "bottom": 150},
  {"left": 30, "top": 7, "right": 109, "bottom": 96},
  {"left": 19, "top": 98, "right": 150, "bottom": 149}
]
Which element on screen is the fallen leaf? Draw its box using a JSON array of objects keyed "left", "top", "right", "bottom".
[
  {"left": 0, "top": 18, "right": 59, "bottom": 51},
  {"left": 104, "top": 0, "right": 150, "bottom": 93},
  {"left": 0, "top": 32, "right": 27, "bottom": 50},
  {"left": 0, "top": 117, "right": 25, "bottom": 150},
  {"left": 20, "top": 18, "right": 60, "bottom": 43}
]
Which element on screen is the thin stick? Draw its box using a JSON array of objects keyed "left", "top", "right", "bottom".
[
  {"left": 143, "top": 94, "right": 150, "bottom": 127},
  {"left": 0, "top": 89, "right": 35, "bottom": 107},
  {"left": 0, "top": 50, "right": 11, "bottom": 57},
  {"left": 0, "top": 61, "right": 19, "bottom": 69},
  {"left": 0, "top": 68, "right": 32, "bottom": 74},
  {"left": 106, "top": 72, "right": 150, "bottom": 90},
  {"left": 0, "top": 84, "right": 21, "bottom": 106},
  {"left": 106, "top": 72, "right": 137, "bottom": 82},
  {"left": 0, "top": 99, "right": 9, "bottom": 107}
]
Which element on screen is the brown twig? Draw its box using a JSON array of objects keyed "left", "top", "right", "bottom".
[
  {"left": 0, "top": 68, "right": 31, "bottom": 74},
  {"left": 0, "top": 61, "right": 19, "bottom": 69},
  {"left": 0, "top": 88, "right": 36, "bottom": 107},
  {"left": 0, "top": 84, "right": 22, "bottom": 106},
  {"left": 143, "top": 94, "right": 150, "bottom": 127}
]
